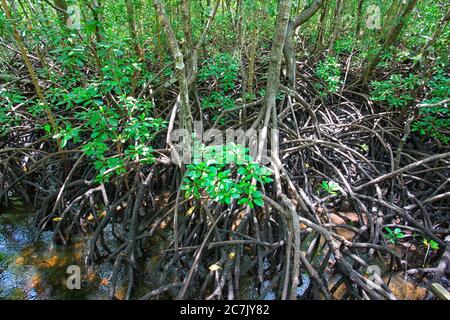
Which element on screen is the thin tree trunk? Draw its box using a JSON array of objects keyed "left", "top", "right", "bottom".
[
  {"left": 235, "top": 0, "right": 247, "bottom": 106},
  {"left": 125, "top": 0, "right": 143, "bottom": 59},
  {"left": 181, "top": 0, "right": 193, "bottom": 76},
  {"left": 355, "top": 0, "right": 364, "bottom": 37},
  {"left": 51, "top": 0, "right": 68, "bottom": 27},
  {"left": 257, "top": 0, "right": 292, "bottom": 163},
  {"left": 315, "top": 0, "right": 329, "bottom": 51},
  {"left": 378, "top": 0, "right": 402, "bottom": 44},
  {"left": 247, "top": 26, "right": 258, "bottom": 94},
  {"left": 327, "top": 0, "right": 342, "bottom": 52},
  {"left": 284, "top": 0, "right": 325, "bottom": 88},
  {"left": 155, "top": 9, "right": 167, "bottom": 109},
  {"left": 1, "top": 0, "right": 58, "bottom": 133},
  {"left": 153, "top": 0, "right": 193, "bottom": 134},
  {"left": 361, "top": 0, "right": 419, "bottom": 83}
]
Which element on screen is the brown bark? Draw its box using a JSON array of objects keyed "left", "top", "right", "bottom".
[
  {"left": 257, "top": 0, "right": 292, "bottom": 163},
  {"left": 125, "top": 0, "right": 143, "bottom": 59},
  {"left": 153, "top": 0, "right": 193, "bottom": 134},
  {"left": 54, "top": 0, "right": 68, "bottom": 26},
  {"left": 284, "top": 0, "right": 326, "bottom": 88},
  {"left": 355, "top": 0, "right": 364, "bottom": 36},
  {"left": 1, "top": 0, "right": 58, "bottom": 133},
  {"left": 361, "top": 0, "right": 419, "bottom": 83},
  {"left": 327, "top": 0, "right": 343, "bottom": 52}
]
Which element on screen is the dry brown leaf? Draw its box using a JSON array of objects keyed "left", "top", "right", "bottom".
[
  {"left": 329, "top": 213, "right": 355, "bottom": 241},
  {"left": 232, "top": 210, "right": 246, "bottom": 232},
  {"left": 340, "top": 212, "right": 359, "bottom": 223},
  {"left": 15, "top": 256, "right": 25, "bottom": 266},
  {"left": 299, "top": 223, "right": 308, "bottom": 230}
]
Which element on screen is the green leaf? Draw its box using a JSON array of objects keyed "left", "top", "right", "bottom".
[
  {"left": 254, "top": 198, "right": 264, "bottom": 207},
  {"left": 43, "top": 124, "right": 52, "bottom": 134},
  {"left": 60, "top": 136, "right": 69, "bottom": 148},
  {"left": 238, "top": 198, "right": 248, "bottom": 205},
  {"left": 429, "top": 240, "right": 439, "bottom": 250}
]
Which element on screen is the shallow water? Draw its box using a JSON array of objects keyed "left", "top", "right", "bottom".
[
  {"left": 0, "top": 204, "right": 114, "bottom": 299},
  {"left": 0, "top": 204, "right": 312, "bottom": 300},
  {"left": 1, "top": 205, "right": 430, "bottom": 300}
]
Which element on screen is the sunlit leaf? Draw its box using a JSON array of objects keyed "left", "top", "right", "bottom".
[
  {"left": 186, "top": 206, "right": 196, "bottom": 216},
  {"left": 209, "top": 263, "right": 222, "bottom": 271}
]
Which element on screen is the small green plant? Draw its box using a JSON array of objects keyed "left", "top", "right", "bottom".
[
  {"left": 421, "top": 238, "right": 440, "bottom": 269},
  {"left": 199, "top": 53, "right": 239, "bottom": 92},
  {"left": 334, "top": 37, "right": 354, "bottom": 54},
  {"left": 52, "top": 123, "right": 82, "bottom": 148},
  {"left": 49, "top": 95, "right": 167, "bottom": 183},
  {"left": 321, "top": 180, "right": 340, "bottom": 196},
  {"left": 315, "top": 56, "right": 342, "bottom": 95},
  {"left": 202, "top": 91, "right": 235, "bottom": 110},
  {"left": 359, "top": 143, "right": 369, "bottom": 152},
  {"left": 411, "top": 70, "right": 450, "bottom": 144},
  {"left": 422, "top": 239, "right": 439, "bottom": 250},
  {"left": 370, "top": 73, "right": 418, "bottom": 109},
  {"left": 199, "top": 53, "right": 239, "bottom": 111},
  {"left": 384, "top": 227, "right": 405, "bottom": 244},
  {"left": 0, "top": 89, "right": 30, "bottom": 136},
  {"left": 181, "top": 143, "right": 273, "bottom": 209}
]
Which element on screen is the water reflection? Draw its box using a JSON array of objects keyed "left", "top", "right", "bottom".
[{"left": 0, "top": 205, "right": 112, "bottom": 300}]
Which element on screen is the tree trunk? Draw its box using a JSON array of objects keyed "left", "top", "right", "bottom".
[
  {"left": 247, "top": 26, "right": 258, "bottom": 94},
  {"left": 284, "top": 0, "right": 325, "bottom": 88},
  {"left": 257, "top": 0, "right": 292, "bottom": 163},
  {"left": 235, "top": 0, "right": 247, "bottom": 105},
  {"left": 125, "top": 0, "right": 143, "bottom": 59},
  {"left": 153, "top": 0, "right": 193, "bottom": 134},
  {"left": 355, "top": 0, "right": 364, "bottom": 36},
  {"left": 54, "top": 0, "right": 68, "bottom": 26},
  {"left": 1, "top": 0, "right": 58, "bottom": 133},
  {"left": 361, "top": 0, "right": 419, "bottom": 83},
  {"left": 327, "top": 0, "right": 342, "bottom": 52},
  {"left": 181, "top": 0, "right": 193, "bottom": 77},
  {"left": 315, "top": 0, "right": 329, "bottom": 51},
  {"left": 266, "top": 0, "right": 292, "bottom": 99}
]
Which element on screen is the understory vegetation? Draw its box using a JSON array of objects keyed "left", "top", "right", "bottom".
[{"left": 0, "top": 0, "right": 449, "bottom": 300}]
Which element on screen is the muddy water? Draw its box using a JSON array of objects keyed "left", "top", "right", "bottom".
[
  {"left": 1, "top": 204, "right": 428, "bottom": 300},
  {"left": 0, "top": 204, "right": 310, "bottom": 300},
  {"left": 0, "top": 204, "right": 277, "bottom": 300},
  {"left": 0, "top": 204, "right": 114, "bottom": 299}
]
